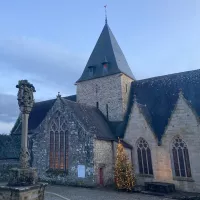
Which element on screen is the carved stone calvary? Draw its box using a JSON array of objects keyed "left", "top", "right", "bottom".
[
  {"left": 0, "top": 80, "right": 47, "bottom": 200},
  {"left": 16, "top": 80, "right": 36, "bottom": 169}
]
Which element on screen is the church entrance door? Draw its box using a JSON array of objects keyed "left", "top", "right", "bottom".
[{"left": 99, "top": 168, "right": 104, "bottom": 186}]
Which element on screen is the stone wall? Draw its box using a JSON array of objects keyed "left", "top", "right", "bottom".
[
  {"left": 121, "top": 74, "right": 134, "bottom": 115},
  {"left": 124, "top": 94, "right": 200, "bottom": 192},
  {"left": 93, "top": 139, "right": 114, "bottom": 186},
  {"left": 30, "top": 98, "right": 96, "bottom": 187},
  {"left": 161, "top": 93, "right": 200, "bottom": 192},
  {"left": 76, "top": 74, "right": 133, "bottom": 122},
  {"left": 0, "top": 134, "right": 20, "bottom": 181},
  {"left": 124, "top": 102, "right": 156, "bottom": 185},
  {"left": 0, "top": 134, "right": 20, "bottom": 160},
  {"left": 0, "top": 183, "right": 47, "bottom": 200},
  {"left": 0, "top": 159, "right": 19, "bottom": 181},
  {"left": 92, "top": 140, "right": 133, "bottom": 187}
]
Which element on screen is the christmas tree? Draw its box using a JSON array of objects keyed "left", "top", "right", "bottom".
[{"left": 115, "top": 139, "right": 135, "bottom": 191}]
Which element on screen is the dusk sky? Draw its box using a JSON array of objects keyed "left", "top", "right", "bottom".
[{"left": 0, "top": 0, "right": 199, "bottom": 133}]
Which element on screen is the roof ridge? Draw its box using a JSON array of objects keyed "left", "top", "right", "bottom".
[
  {"left": 62, "top": 97, "right": 99, "bottom": 111},
  {"left": 34, "top": 94, "right": 76, "bottom": 104},
  {"left": 135, "top": 68, "right": 200, "bottom": 83},
  {"left": 34, "top": 98, "right": 56, "bottom": 104}
]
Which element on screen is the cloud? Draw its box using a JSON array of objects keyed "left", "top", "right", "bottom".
[
  {"left": 0, "top": 93, "right": 19, "bottom": 122},
  {"left": 0, "top": 36, "right": 88, "bottom": 133},
  {"left": 0, "top": 36, "right": 87, "bottom": 97},
  {"left": 0, "top": 121, "right": 14, "bottom": 134},
  {"left": 0, "top": 93, "right": 18, "bottom": 134}
]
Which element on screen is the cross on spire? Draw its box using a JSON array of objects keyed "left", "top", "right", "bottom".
[
  {"left": 104, "top": 5, "right": 107, "bottom": 24},
  {"left": 57, "top": 92, "right": 61, "bottom": 98}
]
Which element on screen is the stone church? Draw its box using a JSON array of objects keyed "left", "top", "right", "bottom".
[{"left": 1, "top": 19, "right": 200, "bottom": 192}]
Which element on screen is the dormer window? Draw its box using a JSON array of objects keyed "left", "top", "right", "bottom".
[
  {"left": 102, "top": 56, "right": 109, "bottom": 75},
  {"left": 88, "top": 66, "right": 95, "bottom": 77}
]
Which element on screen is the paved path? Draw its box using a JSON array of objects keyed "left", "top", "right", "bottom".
[
  {"left": 0, "top": 182, "right": 171, "bottom": 200},
  {"left": 45, "top": 185, "right": 171, "bottom": 200}
]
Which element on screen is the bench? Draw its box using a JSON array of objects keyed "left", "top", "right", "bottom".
[{"left": 145, "top": 182, "right": 176, "bottom": 193}]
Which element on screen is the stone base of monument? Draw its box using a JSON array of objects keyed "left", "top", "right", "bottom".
[
  {"left": 8, "top": 168, "right": 38, "bottom": 187},
  {"left": 0, "top": 168, "right": 48, "bottom": 200},
  {"left": 0, "top": 182, "right": 48, "bottom": 200}
]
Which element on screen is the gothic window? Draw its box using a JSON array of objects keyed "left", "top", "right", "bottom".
[
  {"left": 137, "top": 138, "right": 153, "bottom": 175},
  {"left": 172, "top": 136, "right": 191, "bottom": 178},
  {"left": 49, "top": 112, "right": 68, "bottom": 171}
]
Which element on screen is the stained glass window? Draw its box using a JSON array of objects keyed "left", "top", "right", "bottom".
[
  {"left": 49, "top": 112, "right": 68, "bottom": 171},
  {"left": 137, "top": 138, "right": 153, "bottom": 175},
  {"left": 60, "top": 131, "right": 64, "bottom": 170},
  {"left": 172, "top": 136, "right": 191, "bottom": 178},
  {"left": 55, "top": 131, "right": 59, "bottom": 169},
  {"left": 49, "top": 131, "right": 54, "bottom": 169}
]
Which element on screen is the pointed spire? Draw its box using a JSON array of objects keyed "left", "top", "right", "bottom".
[
  {"left": 104, "top": 5, "right": 107, "bottom": 24},
  {"left": 76, "top": 15, "right": 135, "bottom": 83}
]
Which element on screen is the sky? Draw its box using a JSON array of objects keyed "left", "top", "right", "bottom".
[{"left": 0, "top": 0, "right": 199, "bottom": 134}]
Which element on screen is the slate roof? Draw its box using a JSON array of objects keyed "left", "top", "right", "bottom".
[
  {"left": 61, "top": 98, "right": 115, "bottom": 141},
  {"left": 76, "top": 23, "right": 135, "bottom": 83},
  {"left": 11, "top": 95, "right": 76, "bottom": 134},
  {"left": 119, "top": 69, "right": 200, "bottom": 143},
  {"left": 10, "top": 94, "right": 118, "bottom": 142}
]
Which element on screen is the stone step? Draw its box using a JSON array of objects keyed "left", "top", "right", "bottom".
[{"left": 141, "top": 190, "right": 166, "bottom": 196}]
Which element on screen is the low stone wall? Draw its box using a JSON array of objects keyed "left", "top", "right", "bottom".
[
  {"left": 0, "top": 134, "right": 20, "bottom": 182},
  {"left": 0, "top": 159, "right": 19, "bottom": 181},
  {"left": 0, "top": 182, "right": 47, "bottom": 200},
  {"left": 0, "top": 134, "right": 20, "bottom": 159}
]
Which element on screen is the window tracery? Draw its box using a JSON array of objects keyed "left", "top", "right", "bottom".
[
  {"left": 172, "top": 136, "right": 191, "bottom": 177},
  {"left": 137, "top": 138, "right": 153, "bottom": 175},
  {"left": 49, "top": 112, "right": 68, "bottom": 171}
]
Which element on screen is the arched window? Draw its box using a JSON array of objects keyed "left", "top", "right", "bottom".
[
  {"left": 172, "top": 136, "right": 191, "bottom": 177},
  {"left": 137, "top": 138, "right": 153, "bottom": 175},
  {"left": 49, "top": 112, "right": 68, "bottom": 171}
]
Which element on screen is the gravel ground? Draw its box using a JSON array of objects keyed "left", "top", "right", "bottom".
[{"left": 44, "top": 185, "right": 171, "bottom": 200}]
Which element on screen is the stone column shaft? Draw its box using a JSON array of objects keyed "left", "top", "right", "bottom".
[
  {"left": 19, "top": 113, "right": 30, "bottom": 168},
  {"left": 21, "top": 113, "right": 29, "bottom": 149}
]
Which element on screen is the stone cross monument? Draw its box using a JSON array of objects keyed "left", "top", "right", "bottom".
[
  {"left": 0, "top": 80, "right": 47, "bottom": 200},
  {"left": 7, "top": 80, "right": 38, "bottom": 187},
  {"left": 16, "top": 80, "right": 36, "bottom": 169}
]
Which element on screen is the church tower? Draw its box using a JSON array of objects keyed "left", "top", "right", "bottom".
[{"left": 76, "top": 20, "right": 134, "bottom": 122}]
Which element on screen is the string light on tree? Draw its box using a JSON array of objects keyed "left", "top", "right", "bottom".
[{"left": 115, "top": 138, "right": 135, "bottom": 191}]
